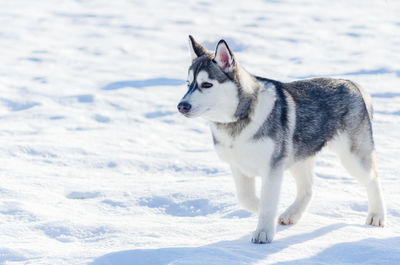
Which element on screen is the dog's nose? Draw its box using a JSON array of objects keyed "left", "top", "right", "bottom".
[{"left": 177, "top": 101, "right": 192, "bottom": 114}]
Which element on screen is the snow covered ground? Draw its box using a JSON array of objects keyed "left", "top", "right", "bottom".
[{"left": 0, "top": 0, "right": 399, "bottom": 264}]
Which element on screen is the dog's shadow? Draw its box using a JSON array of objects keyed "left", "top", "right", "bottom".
[{"left": 89, "top": 223, "right": 398, "bottom": 265}]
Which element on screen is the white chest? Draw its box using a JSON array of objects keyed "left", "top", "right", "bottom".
[
  {"left": 210, "top": 87, "right": 278, "bottom": 176},
  {"left": 213, "top": 133, "right": 274, "bottom": 177}
]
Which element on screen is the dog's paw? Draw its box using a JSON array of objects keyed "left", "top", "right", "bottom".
[
  {"left": 278, "top": 210, "right": 301, "bottom": 225},
  {"left": 251, "top": 228, "right": 275, "bottom": 244},
  {"left": 366, "top": 212, "right": 385, "bottom": 227}
]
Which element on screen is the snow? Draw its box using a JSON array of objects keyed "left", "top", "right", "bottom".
[{"left": 0, "top": 0, "right": 399, "bottom": 264}]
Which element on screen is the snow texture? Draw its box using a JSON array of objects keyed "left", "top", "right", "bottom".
[{"left": 0, "top": 0, "right": 399, "bottom": 264}]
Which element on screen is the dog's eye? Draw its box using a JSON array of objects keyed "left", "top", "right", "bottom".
[
  {"left": 186, "top": 80, "right": 190, "bottom": 86},
  {"left": 201, "top": 82, "right": 213, "bottom": 89}
]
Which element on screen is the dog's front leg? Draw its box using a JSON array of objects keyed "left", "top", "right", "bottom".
[
  {"left": 252, "top": 166, "right": 283, "bottom": 244},
  {"left": 231, "top": 166, "right": 259, "bottom": 214}
]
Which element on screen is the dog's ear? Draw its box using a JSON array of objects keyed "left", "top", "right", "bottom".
[
  {"left": 188, "top": 35, "right": 208, "bottom": 60},
  {"left": 214, "top": 40, "right": 234, "bottom": 73}
]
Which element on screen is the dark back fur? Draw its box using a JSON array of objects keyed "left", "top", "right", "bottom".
[{"left": 280, "top": 77, "right": 373, "bottom": 159}]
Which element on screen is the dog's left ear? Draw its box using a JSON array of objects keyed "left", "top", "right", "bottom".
[
  {"left": 188, "top": 35, "right": 208, "bottom": 60},
  {"left": 214, "top": 40, "right": 234, "bottom": 73}
]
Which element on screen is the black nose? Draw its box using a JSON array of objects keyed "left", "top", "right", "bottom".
[{"left": 177, "top": 101, "right": 192, "bottom": 114}]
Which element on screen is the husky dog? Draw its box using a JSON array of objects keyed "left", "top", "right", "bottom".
[{"left": 177, "top": 36, "right": 386, "bottom": 244}]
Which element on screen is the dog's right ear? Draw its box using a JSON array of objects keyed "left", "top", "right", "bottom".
[
  {"left": 214, "top": 39, "right": 234, "bottom": 73},
  {"left": 188, "top": 35, "right": 208, "bottom": 60}
]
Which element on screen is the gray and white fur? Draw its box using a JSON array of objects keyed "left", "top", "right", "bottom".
[{"left": 177, "top": 36, "right": 386, "bottom": 244}]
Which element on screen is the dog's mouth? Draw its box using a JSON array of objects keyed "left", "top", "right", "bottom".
[
  {"left": 182, "top": 112, "right": 193, "bottom": 118},
  {"left": 182, "top": 108, "right": 210, "bottom": 118}
]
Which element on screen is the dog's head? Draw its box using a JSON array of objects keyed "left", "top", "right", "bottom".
[{"left": 177, "top": 36, "right": 240, "bottom": 123}]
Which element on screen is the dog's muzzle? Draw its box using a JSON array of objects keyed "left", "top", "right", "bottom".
[{"left": 177, "top": 101, "right": 192, "bottom": 114}]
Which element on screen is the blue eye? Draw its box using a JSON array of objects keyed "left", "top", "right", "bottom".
[{"left": 201, "top": 82, "right": 213, "bottom": 88}]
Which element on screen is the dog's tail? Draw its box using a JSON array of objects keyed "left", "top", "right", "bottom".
[{"left": 348, "top": 80, "right": 374, "bottom": 121}]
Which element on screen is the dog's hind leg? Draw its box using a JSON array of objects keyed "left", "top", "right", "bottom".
[
  {"left": 332, "top": 133, "right": 386, "bottom": 227},
  {"left": 279, "top": 157, "right": 314, "bottom": 225},
  {"left": 231, "top": 166, "right": 259, "bottom": 214}
]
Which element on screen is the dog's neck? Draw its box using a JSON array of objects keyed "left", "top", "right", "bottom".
[
  {"left": 233, "top": 65, "right": 261, "bottom": 119},
  {"left": 212, "top": 64, "right": 263, "bottom": 137}
]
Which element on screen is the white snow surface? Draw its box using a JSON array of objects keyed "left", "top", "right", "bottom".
[{"left": 0, "top": 0, "right": 399, "bottom": 264}]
